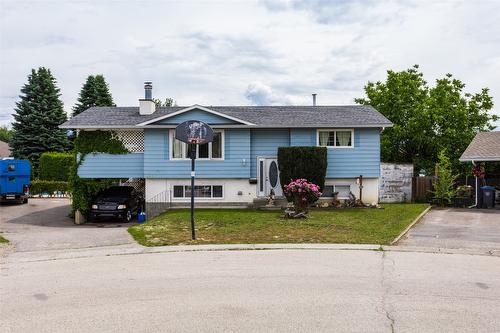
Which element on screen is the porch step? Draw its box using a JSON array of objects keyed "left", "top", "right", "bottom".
[{"left": 252, "top": 197, "right": 288, "bottom": 209}]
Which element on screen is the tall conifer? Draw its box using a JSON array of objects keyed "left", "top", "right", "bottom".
[
  {"left": 72, "top": 74, "right": 114, "bottom": 116},
  {"left": 11, "top": 67, "right": 70, "bottom": 175}
]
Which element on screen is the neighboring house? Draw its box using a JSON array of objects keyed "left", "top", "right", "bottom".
[
  {"left": 0, "top": 140, "right": 11, "bottom": 158},
  {"left": 459, "top": 131, "right": 500, "bottom": 207},
  {"left": 459, "top": 131, "right": 500, "bottom": 164},
  {"left": 60, "top": 83, "right": 392, "bottom": 212}
]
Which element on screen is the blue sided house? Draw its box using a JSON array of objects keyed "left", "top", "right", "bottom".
[{"left": 61, "top": 83, "right": 392, "bottom": 213}]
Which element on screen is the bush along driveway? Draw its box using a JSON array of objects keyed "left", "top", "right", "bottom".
[
  {"left": 0, "top": 233, "right": 8, "bottom": 244},
  {"left": 128, "top": 204, "right": 429, "bottom": 246}
]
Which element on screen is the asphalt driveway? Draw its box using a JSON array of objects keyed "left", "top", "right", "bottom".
[
  {"left": 401, "top": 208, "right": 500, "bottom": 250},
  {"left": 0, "top": 198, "right": 137, "bottom": 252}
]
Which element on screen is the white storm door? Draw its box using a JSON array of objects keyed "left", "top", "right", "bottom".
[{"left": 258, "top": 157, "right": 283, "bottom": 197}]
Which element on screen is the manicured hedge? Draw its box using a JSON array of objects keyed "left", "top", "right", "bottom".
[
  {"left": 277, "top": 146, "right": 327, "bottom": 191},
  {"left": 30, "top": 180, "right": 69, "bottom": 195},
  {"left": 39, "top": 152, "right": 74, "bottom": 181}
]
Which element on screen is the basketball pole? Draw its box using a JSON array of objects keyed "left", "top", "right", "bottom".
[{"left": 190, "top": 144, "right": 196, "bottom": 240}]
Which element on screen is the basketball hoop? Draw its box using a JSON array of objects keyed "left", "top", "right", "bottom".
[
  {"left": 188, "top": 138, "right": 202, "bottom": 144},
  {"left": 174, "top": 120, "right": 214, "bottom": 241},
  {"left": 175, "top": 120, "right": 214, "bottom": 145}
]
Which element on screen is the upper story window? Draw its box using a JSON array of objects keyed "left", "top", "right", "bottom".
[
  {"left": 317, "top": 129, "right": 354, "bottom": 148},
  {"left": 171, "top": 130, "right": 224, "bottom": 160}
]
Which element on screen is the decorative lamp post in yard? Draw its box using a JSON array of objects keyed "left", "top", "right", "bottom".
[
  {"left": 175, "top": 120, "right": 214, "bottom": 240},
  {"left": 356, "top": 175, "right": 364, "bottom": 204}
]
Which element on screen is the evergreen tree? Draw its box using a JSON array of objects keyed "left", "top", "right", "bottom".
[
  {"left": 72, "top": 74, "right": 114, "bottom": 116},
  {"left": 10, "top": 67, "right": 70, "bottom": 175}
]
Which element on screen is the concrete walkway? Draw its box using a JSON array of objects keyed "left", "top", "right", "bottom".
[{"left": 400, "top": 208, "right": 500, "bottom": 251}]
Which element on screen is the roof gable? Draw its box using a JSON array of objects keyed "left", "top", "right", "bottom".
[
  {"left": 459, "top": 131, "right": 500, "bottom": 162},
  {"left": 137, "top": 105, "right": 254, "bottom": 126}
]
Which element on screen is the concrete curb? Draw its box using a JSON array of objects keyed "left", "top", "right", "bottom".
[
  {"left": 383, "top": 245, "right": 500, "bottom": 257},
  {"left": 142, "top": 243, "right": 382, "bottom": 253},
  {"left": 8, "top": 241, "right": 500, "bottom": 264},
  {"left": 390, "top": 205, "right": 432, "bottom": 245},
  {"left": 7, "top": 243, "right": 383, "bottom": 263}
]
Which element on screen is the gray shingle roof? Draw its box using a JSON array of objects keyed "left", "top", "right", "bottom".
[
  {"left": 60, "top": 105, "right": 392, "bottom": 129},
  {"left": 459, "top": 131, "right": 500, "bottom": 162}
]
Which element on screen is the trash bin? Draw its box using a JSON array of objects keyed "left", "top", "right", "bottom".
[
  {"left": 137, "top": 211, "right": 146, "bottom": 223},
  {"left": 481, "top": 186, "right": 496, "bottom": 208}
]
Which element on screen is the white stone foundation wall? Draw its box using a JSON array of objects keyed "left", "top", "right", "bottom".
[
  {"left": 145, "top": 178, "right": 256, "bottom": 206},
  {"left": 145, "top": 177, "right": 380, "bottom": 208},
  {"left": 379, "top": 163, "right": 413, "bottom": 203}
]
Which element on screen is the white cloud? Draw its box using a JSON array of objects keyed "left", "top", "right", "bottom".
[
  {"left": 0, "top": 0, "right": 499, "bottom": 128},
  {"left": 245, "top": 81, "right": 309, "bottom": 105}
]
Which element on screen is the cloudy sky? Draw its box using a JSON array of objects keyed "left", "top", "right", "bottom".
[{"left": 1, "top": 0, "right": 499, "bottom": 128}]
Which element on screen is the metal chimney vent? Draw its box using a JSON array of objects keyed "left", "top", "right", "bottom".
[
  {"left": 144, "top": 82, "right": 153, "bottom": 100},
  {"left": 312, "top": 93, "right": 317, "bottom": 106}
]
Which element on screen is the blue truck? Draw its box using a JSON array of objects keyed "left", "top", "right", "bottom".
[{"left": 0, "top": 159, "right": 31, "bottom": 204}]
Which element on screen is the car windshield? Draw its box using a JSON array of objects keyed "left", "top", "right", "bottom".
[{"left": 100, "top": 187, "right": 133, "bottom": 196}]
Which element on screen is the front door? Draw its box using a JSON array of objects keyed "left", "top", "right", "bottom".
[{"left": 257, "top": 157, "right": 283, "bottom": 197}]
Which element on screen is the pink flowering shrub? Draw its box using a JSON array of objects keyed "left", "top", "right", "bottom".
[{"left": 283, "top": 178, "right": 322, "bottom": 214}]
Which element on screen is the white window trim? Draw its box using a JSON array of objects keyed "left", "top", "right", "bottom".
[
  {"left": 321, "top": 184, "right": 352, "bottom": 199},
  {"left": 316, "top": 129, "right": 354, "bottom": 148},
  {"left": 172, "top": 184, "right": 225, "bottom": 200},
  {"left": 169, "top": 129, "right": 225, "bottom": 160}
]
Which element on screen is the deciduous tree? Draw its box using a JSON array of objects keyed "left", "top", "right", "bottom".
[
  {"left": 153, "top": 97, "right": 175, "bottom": 107},
  {"left": 356, "top": 65, "right": 497, "bottom": 175},
  {"left": 0, "top": 125, "right": 13, "bottom": 143}
]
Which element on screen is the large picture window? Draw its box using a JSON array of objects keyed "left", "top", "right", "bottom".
[
  {"left": 317, "top": 129, "right": 353, "bottom": 148},
  {"left": 171, "top": 130, "right": 223, "bottom": 159},
  {"left": 173, "top": 185, "right": 224, "bottom": 198}
]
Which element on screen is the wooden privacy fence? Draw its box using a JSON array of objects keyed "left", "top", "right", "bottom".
[
  {"left": 412, "top": 176, "right": 499, "bottom": 202},
  {"left": 412, "top": 176, "right": 434, "bottom": 201}
]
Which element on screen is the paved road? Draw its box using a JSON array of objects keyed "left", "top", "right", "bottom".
[
  {"left": 401, "top": 208, "right": 500, "bottom": 250},
  {"left": 1, "top": 201, "right": 500, "bottom": 332},
  {"left": 0, "top": 198, "right": 137, "bottom": 252},
  {"left": 1, "top": 248, "right": 499, "bottom": 333}
]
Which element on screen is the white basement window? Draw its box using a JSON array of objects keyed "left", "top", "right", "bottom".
[
  {"left": 171, "top": 130, "right": 224, "bottom": 159},
  {"left": 173, "top": 185, "right": 224, "bottom": 198},
  {"left": 317, "top": 129, "right": 353, "bottom": 148},
  {"left": 322, "top": 184, "right": 352, "bottom": 199}
]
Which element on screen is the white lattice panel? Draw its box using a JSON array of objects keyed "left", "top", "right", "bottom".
[
  {"left": 113, "top": 130, "right": 144, "bottom": 152},
  {"left": 123, "top": 178, "right": 145, "bottom": 194}
]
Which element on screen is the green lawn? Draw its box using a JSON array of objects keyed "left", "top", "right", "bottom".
[
  {"left": 128, "top": 204, "right": 429, "bottom": 246},
  {"left": 0, "top": 234, "right": 9, "bottom": 244}
]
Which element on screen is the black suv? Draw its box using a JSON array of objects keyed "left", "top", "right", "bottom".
[{"left": 90, "top": 186, "right": 144, "bottom": 222}]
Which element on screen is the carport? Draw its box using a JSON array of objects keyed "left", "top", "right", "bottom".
[{"left": 460, "top": 132, "right": 500, "bottom": 208}]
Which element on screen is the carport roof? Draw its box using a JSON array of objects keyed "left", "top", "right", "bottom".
[{"left": 459, "top": 131, "right": 500, "bottom": 162}]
